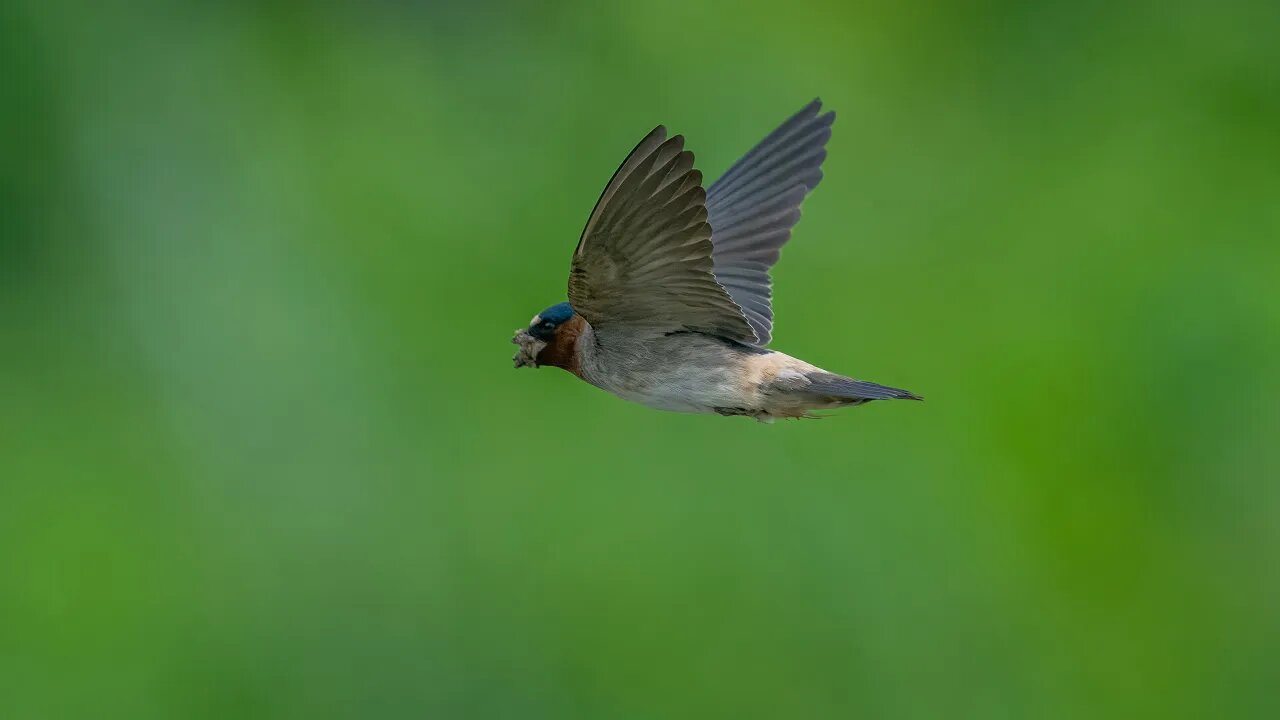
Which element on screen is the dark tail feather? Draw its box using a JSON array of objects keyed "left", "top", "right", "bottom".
[{"left": 806, "top": 373, "right": 923, "bottom": 402}]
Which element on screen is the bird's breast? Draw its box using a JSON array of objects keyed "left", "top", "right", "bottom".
[{"left": 577, "top": 332, "right": 770, "bottom": 414}]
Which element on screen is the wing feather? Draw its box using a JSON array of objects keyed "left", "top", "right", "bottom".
[
  {"left": 569, "top": 128, "right": 757, "bottom": 342},
  {"left": 706, "top": 99, "right": 836, "bottom": 346}
]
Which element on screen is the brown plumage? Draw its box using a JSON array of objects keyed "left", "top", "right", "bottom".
[{"left": 534, "top": 315, "right": 586, "bottom": 376}]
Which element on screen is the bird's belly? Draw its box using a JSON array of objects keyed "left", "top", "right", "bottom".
[{"left": 589, "top": 365, "right": 753, "bottom": 414}]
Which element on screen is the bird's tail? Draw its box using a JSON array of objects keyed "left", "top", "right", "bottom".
[{"left": 805, "top": 372, "right": 923, "bottom": 403}]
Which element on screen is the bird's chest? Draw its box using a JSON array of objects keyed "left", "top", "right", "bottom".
[{"left": 578, "top": 336, "right": 758, "bottom": 413}]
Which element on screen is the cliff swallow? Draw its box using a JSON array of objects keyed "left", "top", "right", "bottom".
[{"left": 512, "top": 99, "right": 920, "bottom": 422}]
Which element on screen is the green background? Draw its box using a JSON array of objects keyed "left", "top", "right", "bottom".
[{"left": 3, "top": 1, "right": 1278, "bottom": 717}]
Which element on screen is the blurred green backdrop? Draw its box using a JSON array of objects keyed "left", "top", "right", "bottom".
[{"left": 3, "top": 0, "right": 1278, "bottom": 718}]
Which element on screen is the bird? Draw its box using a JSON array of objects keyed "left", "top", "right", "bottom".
[{"left": 511, "top": 99, "right": 920, "bottom": 422}]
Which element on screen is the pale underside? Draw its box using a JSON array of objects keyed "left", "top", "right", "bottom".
[{"left": 574, "top": 324, "right": 852, "bottom": 422}]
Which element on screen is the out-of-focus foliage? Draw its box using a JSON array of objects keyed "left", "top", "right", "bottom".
[{"left": 2, "top": 1, "right": 1277, "bottom": 717}]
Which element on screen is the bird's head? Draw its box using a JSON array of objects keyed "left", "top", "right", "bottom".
[{"left": 511, "top": 301, "right": 584, "bottom": 372}]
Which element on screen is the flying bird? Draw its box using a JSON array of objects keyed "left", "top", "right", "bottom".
[{"left": 512, "top": 99, "right": 920, "bottom": 422}]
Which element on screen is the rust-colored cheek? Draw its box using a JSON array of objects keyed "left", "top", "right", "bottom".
[{"left": 536, "top": 315, "right": 584, "bottom": 376}]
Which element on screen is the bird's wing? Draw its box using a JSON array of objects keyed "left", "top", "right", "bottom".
[
  {"left": 705, "top": 99, "right": 835, "bottom": 346},
  {"left": 568, "top": 126, "right": 758, "bottom": 343}
]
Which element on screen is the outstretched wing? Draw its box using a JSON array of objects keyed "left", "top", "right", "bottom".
[
  {"left": 706, "top": 99, "right": 835, "bottom": 346},
  {"left": 568, "top": 127, "right": 757, "bottom": 343}
]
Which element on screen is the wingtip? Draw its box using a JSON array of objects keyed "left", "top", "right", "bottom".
[{"left": 806, "top": 98, "right": 835, "bottom": 127}]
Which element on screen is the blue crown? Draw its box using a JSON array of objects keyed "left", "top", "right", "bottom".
[{"left": 539, "top": 302, "right": 574, "bottom": 324}]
